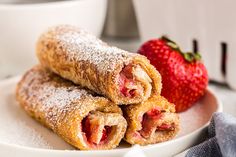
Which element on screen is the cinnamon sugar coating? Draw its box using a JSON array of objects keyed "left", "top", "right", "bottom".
[{"left": 36, "top": 25, "right": 162, "bottom": 104}]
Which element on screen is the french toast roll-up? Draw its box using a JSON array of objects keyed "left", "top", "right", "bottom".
[
  {"left": 36, "top": 25, "right": 162, "bottom": 105},
  {"left": 16, "top": 66, "right": 127, "bottom": 150},
  {"left": 122, "top": 95, "right": 180, "bottom": 145}
]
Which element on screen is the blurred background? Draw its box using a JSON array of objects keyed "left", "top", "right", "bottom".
[{"left": 0, "top": 0, "right": 236, "bottom": 115}]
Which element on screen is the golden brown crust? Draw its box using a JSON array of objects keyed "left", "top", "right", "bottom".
[
  {"left": 122, "top": 95, "right": 180, "bottom": 145},
  {"left": 16, "top": 65, "right": 127, "bottom": 150},
  {"left": 36, "top": 25, "right": 162, "bottom": 105}
]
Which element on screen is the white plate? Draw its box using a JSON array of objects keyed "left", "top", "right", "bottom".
[{"left": 0, "top": 77, "right": 222, "bottom": 157}]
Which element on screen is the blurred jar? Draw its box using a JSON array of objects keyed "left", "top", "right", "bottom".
[{"left": 103, "top": 0, "right": 139, "bottom": 38}]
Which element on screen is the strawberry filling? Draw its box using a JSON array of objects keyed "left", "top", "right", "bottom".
[
  {"left": 82, "top": 115, "right": 112, "bottom": 145},
  {"left": 101, "top": 126, "right": 112, "bottom": 141},
  {"left": 139, "top": 108, "right": 175, "bottom": 138},
  {"left": 119, "top": 65, "right": 143, "bottom": 98},
  {"left": 157, "top": 124, "right": 174, "bottom": 131}
]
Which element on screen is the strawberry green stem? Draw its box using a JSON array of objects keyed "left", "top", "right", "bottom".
[
  {"left": 183, "top": 52, "right": 201, "bottom": 62},
  {"left": 161, "top": 36, "right": 201, "bottom": 62}
]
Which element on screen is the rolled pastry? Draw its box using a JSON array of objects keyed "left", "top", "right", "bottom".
[
  {"left": 36, "top": 25, "right": 162, "bottom": 105},
  {"left": 16, "top": 66, "right": 127, "bottom": 150},
  {"left": 122, "top": 95, "right": 179, "bottom": 145}
]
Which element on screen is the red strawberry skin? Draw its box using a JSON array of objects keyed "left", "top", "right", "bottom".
[{"left": 138, "top": 38, "right": 208, "bottom": 112}]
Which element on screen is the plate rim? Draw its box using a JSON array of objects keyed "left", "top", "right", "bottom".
[{"left": 0, "top": 76, "right": 223, "bottom": 154}]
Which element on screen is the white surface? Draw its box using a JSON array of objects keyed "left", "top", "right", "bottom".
[
  {"left": 133, "top": 0, "right": 236, "bottom": 89},
  {"left": 124, "top": 145, "right": 146, "bottom": 157},
  {"left": 0, "top": 76, "right": 222, "bottom": 157},
  {"left": 0, "top": 0, "right": 107, "bottom": 79}
]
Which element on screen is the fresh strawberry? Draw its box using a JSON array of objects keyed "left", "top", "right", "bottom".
[{"left": 138, "top": 36, "right": 208, "bottom": 112}]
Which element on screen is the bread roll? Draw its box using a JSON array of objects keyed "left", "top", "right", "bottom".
[
  {"left": 16, "top": 66, "right": 127, "bottom": 150},
  {"left": 36, "top": 25, "right": 162, "bottom": 105}
]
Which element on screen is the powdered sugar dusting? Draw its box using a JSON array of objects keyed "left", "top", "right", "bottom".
[
  {"left": 0, "top": 78, "right": 74, "bottom": 150},
  {"left": 45, "top": 25, "right": 136, "bottom": 72},
  {"left": 17, "top": 66, "right": 96, "bottom": 129},
  {"left": 0, "top": 120, "right": 52, "bottom": 149},
  {"left": 39, "top": 86, "right": 87, "bottom": 110}
]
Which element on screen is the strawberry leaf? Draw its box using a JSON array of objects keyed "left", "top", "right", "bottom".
[
  {"left": 161, "top": 36, "right": 202, "bottom": 62},
  {"left": 161, "top": 36, "right": 181, "bottom": 52},
  {"left": 183, "top": 52, "right": 201, "bottom": 62}
]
